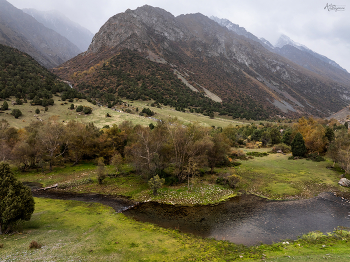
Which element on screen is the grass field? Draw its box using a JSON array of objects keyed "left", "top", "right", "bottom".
[
  {"left": 1, "top": 96, "right": 245, "bottom": 129},
  {"left": 235, "top": 149, "right": 348, "bottom": 199},
  {"left": 1, "top": 198, "right": 350, "bottom": 261}
]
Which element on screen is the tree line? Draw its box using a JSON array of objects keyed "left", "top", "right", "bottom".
[{"left": 0, "top": 116, "right": 349, "bottom": 179}]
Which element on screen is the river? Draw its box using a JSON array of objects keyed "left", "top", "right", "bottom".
[{"left": 29, "top": 184, "right": 350, "bottom": 246}]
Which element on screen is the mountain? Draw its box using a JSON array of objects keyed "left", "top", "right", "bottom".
[
  {"left": 273, "top": 34, "right": 350, "bottom": 85},
  {"left": 22, "top": 8, "right": 94, "bottom": 52},
  {"left": 55, "top": 5, "right": 350, "bottom": 119},
  {"left": 0, "top": 44, "right": 76, "bottom": 102},
  {"left": 0, "top": 0, "right": 81, "bottom": 68},
  {"left": 210, "top": 16, "right": 273, "bottom": 50}
]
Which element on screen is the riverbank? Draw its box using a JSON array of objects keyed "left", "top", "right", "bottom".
[{"left": 1, "top": 197, "right": 350, "bottom": 261}]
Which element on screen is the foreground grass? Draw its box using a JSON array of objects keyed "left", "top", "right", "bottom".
[{"left": 1, "top": 198, "right": 350, "bottom": 261}]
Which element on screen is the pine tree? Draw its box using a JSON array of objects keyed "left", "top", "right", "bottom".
[
  {"left": 291, "top": 132, "right": 307, "bottom": 157},
  {"left": 0, "top": 163, "right": 35, "bottom": 234},
  {"left": 1, "top": 101, "right": 8, "bottom": 110}
]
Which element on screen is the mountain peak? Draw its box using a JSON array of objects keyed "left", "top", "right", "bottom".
[{"left": 275, "top": 34, "right": 309, "bottom": 50}]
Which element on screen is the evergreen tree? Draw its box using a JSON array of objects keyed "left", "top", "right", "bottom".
[
  {"left": 291, "top": 132, "right": 307, "bottom": 157},
  {"left": 1, "top": 101, "right": 8, "bottom": 110},
  {"left": 11, "top": 109, "right": 22, "bottom": 119},
  {"left": 0, "top": 163, "right": 35, "bottom": 234}
]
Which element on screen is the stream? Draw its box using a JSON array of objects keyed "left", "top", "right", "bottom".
[{"left": 27, "top": 182, "right": 350, "bottom": 246}]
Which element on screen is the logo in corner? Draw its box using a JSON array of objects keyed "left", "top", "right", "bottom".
[{"left": 324, "top": 3, "right": 346, "bottom": 11}]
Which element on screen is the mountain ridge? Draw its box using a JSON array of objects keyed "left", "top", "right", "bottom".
[
  {"left": 55, "top": 5, "right": 350, "bottom": 118},
  {"left": 23, "top": 8, "right": 94, "bottom": 52},
  {"left": 0, "top": 0, "right": 81, "bottom": 68}
]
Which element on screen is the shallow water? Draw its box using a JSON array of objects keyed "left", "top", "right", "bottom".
[{"left": 124, "top": 193, "right": 350, "bottom": 245}]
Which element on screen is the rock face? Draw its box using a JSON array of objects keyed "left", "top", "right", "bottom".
[
  {"left": 338, "top": 178, "right": 350, "bottom": 187},
  {"left": 23, "top": 8, "right": 94, "bottom": 52},
  {"left": 57, "top": 5, "right": 350, "bottom": 118},
  {"left": 0, "top": 0, "right": 81, "bottom": 68}
]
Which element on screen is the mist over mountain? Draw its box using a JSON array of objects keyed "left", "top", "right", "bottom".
[
  {"left": 54, "top": 5, "right": 350, "bottom": 119},
  {"left": 0, "top": 0, "right": 80, "bottom": 68},
  {"left": 23, "top": 8, "right": 94, "bottom": 52}
]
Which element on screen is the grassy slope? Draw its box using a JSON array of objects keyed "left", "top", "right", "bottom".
[
  {"left": 1, "top": 96, "right": 244, "bottom": 129},
  {"left": 1, "top": 198, "right": 350, "bottom": 262}
]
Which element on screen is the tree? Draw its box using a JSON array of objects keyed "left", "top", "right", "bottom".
[
  {"left": 76, "top": 105, "right": 83, "bottom": 112},
  {"left": 207, "top": 132, "right": 230, "bottom": 173},
  {"left": 0, "top": 163, "right": 35, "bottom": 234},
  {"left": 70, "top": 104, "right": 74, "bottom": 110},
  {"left": 11, "top": 109, "right": 22, "bottom": 119},
  {"left": 38, "top": 120, "right": 67, "bottom": 171},
  {"left": 1, "top": 101, "right": 8, "bottom": 110},
  {"left": 35, "top": 108, "right": 40, "bottom": 114},
  {"left": 148, "top": 175, "right": 165, "bottom": 195},
  {"left": 291, "top": 132, "right": 307, "bottom": 157},
  {"left": 97, "top": 157, "right": 106, "bottom": 184}
]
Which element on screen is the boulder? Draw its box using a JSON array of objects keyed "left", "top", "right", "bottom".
[{"left": 338, "top": 178, "right": 350, "bottom": 187}]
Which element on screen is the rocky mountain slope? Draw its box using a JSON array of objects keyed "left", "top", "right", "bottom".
[
  {"left": 23, "top": 8, "right": 94, "bottom": 52},
  {"left": 55, "top": 5, "right": 350, "bottom": 119},
  {"left": 0, "top": 0, "right": 81, "bottom": 68}
]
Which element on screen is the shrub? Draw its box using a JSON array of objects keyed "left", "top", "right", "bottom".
[
  {"left": 148, "top": 175, "right": 165, "bottom": 195},
  {"left": 76, "top": 105, "right": 83, "bottom": 112},
  {"left": 0, "top": 243, "right": 3, "bottom": 248},
  {"left": 246, "top": 152, "right": 269, "bottom": 157},
  {"left": 229, "top": 149, "right": 247, "bottom": 160},
  {"left": 29, "top": 241, "right": 41, "bottom": 249},
  {"left": 1, "top": 101, "right": 8, "bottom": 110},
  {"left": 216, "top": 173, "right": 241, "bottom": 188},
  {"left": 11, "top": 109, "right": 22, "bottom": 119},
  {"left": 83, "top": 107, "right": 92, "bottom": 114},
  {"left": 35, "top": 108, "right": 40, "bottom": 114},
  {"left": 271, "top": 143, "right": 291, "bottom": 153},
  {"left": 97, "top": 158, "right": 106, "bottom": 185},
  {"left": 306, "top": 153, "right": 325, "bottom": 162},
  {"left": 70, "top": 104, "right": 74, "bottom": 110}
]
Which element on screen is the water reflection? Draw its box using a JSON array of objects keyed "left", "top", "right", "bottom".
[{"left": 124, "top": 193, "right": 350, "bottom": 245}]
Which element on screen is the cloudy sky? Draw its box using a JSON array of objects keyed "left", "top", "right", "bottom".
[{"left": 7, "top": 0, "right": 350, "bottom": 72}]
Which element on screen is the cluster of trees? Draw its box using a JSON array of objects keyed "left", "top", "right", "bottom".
[{"left": 0, "top": 118, "right": 231, "bottom": 181}]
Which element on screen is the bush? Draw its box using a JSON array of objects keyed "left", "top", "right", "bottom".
[
  {"left": 216, "top": 173, "right": 241, "bottom": 188},
  {"left": 229, "top": 149, "right": 247, "bottom": 160},
  {"left": 83, "top": 107, "right": 92, "bottom": 114},
  {"left": 11, "top": 109, "right": 22, "bottom": 119},
  {"left": 271, "top": 143, "right": 291, "bottom": 153},
  {"left": 140, "top": 108, "right": 155, "bottom": 117},
  {"left": 246, "top": 152, "right": 269, "bottom": 157},
  {"left": 35, "top": 108, "right": 40, "bottom": 114},
  {"left": 97, "top": 158, "right": 106, "bottom": 185},
  {"left": 1, "top": 101, "right": 8, "bottom": 110},
  {"left": 76, "top": 105, "right": 83, "bottom": 112},
  {"left": 306, "top": 153, "right": 325, "bottom": 162},
  {"left": 148, "top": 175, "right": 165, "bottom": 195}
]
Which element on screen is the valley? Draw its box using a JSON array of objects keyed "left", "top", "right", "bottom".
[{"left": 1, "top": 1, "right": 350, "bottom": 261}]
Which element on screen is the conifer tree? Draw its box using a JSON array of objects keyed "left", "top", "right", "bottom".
[
  {"left": 0, "top": 163, "right": 35, "bottom": 234},
  {"left": 291, "top": 132, "right": 307, "bottom": 157}
]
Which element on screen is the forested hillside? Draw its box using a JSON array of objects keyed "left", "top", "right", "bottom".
[{"left": 0, "top": 44, "right": 81, "bottom": 102}]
